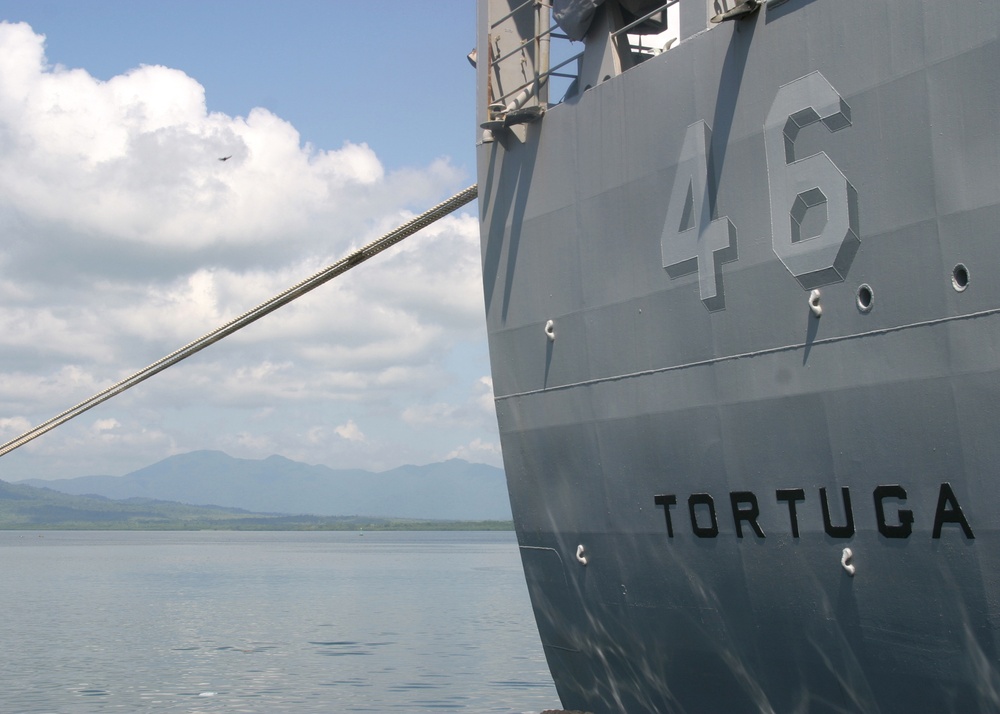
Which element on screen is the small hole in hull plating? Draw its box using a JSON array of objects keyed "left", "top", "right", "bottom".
[
  {"left": 952, "top": 264, "right": 970, "bottom": 292},
  {"left": 856, "top": 284, "right": 873, "bottom": 313}
]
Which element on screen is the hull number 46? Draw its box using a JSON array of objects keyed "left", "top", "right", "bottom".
[{"left": 661, "top": 72, "right": 860, "bottom": 310}]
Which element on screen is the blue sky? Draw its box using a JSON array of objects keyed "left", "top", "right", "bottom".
[
  {"left": 0, "top": 1, "right": 496, "bottom": 481},
  {"left": 0, "top": 1, "right": 478, "bottom": 172}
]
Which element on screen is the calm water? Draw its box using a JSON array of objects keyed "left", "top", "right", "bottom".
[{"left": 0, "top": 530, "right": 560, "bottom": 713}]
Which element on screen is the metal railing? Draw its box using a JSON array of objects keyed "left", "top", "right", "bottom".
[{"left": 488, "top": 0, "right": 678, "bottom": 111}]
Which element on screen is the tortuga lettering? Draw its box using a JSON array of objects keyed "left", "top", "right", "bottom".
[{"left": 653, "top": 483, "right": 974, "bottom": 539}]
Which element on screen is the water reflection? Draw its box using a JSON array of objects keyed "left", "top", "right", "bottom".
[{"left": 0, "top": 530, "right": 559, "bottom": 713}]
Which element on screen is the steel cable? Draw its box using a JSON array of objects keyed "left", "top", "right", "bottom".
[{"left": 0, "top": 184, "right": 478, "bottom": 457}]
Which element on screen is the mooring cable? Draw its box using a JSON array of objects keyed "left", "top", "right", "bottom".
[{"left": 0, "top": 184, "right": 479, "bottom": 458}]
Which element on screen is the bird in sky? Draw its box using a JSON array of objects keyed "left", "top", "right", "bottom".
[{"left": 218, "top": 155, "right": 232, "bottom": 161}]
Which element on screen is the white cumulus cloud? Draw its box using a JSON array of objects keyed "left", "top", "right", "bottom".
[
  {"left": 0, "top": 22, "right": 498, "bottom": 481},
  {"left": 334, "top": 420, "right": 366, "bottom": 443}
]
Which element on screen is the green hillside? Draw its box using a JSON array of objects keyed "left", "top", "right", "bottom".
[{"left": 0, "top": 479, "right": 511, "bottom": 531}]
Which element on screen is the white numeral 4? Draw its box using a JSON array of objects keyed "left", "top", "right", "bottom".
[{"left": 660, "top": 121, "right": 737, "bottom": 312}]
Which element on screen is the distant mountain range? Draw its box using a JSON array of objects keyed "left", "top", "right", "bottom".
[
  {"left": 0, "top": 478, "right": 333, "bottom": 529},
  {"left": 0, "top": 479, "right": 509, "bottom": 530},
  {"left": 18, "top": 451, "right": 512, "bottom": 521}
]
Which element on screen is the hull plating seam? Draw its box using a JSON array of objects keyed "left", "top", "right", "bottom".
[{"left": 494, "top": 305, "right": 1000, "bottom": 401}]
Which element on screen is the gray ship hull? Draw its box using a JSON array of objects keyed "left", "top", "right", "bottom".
[{"left": 477, "top": 0, "right": 1000, "bottom": 711}]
